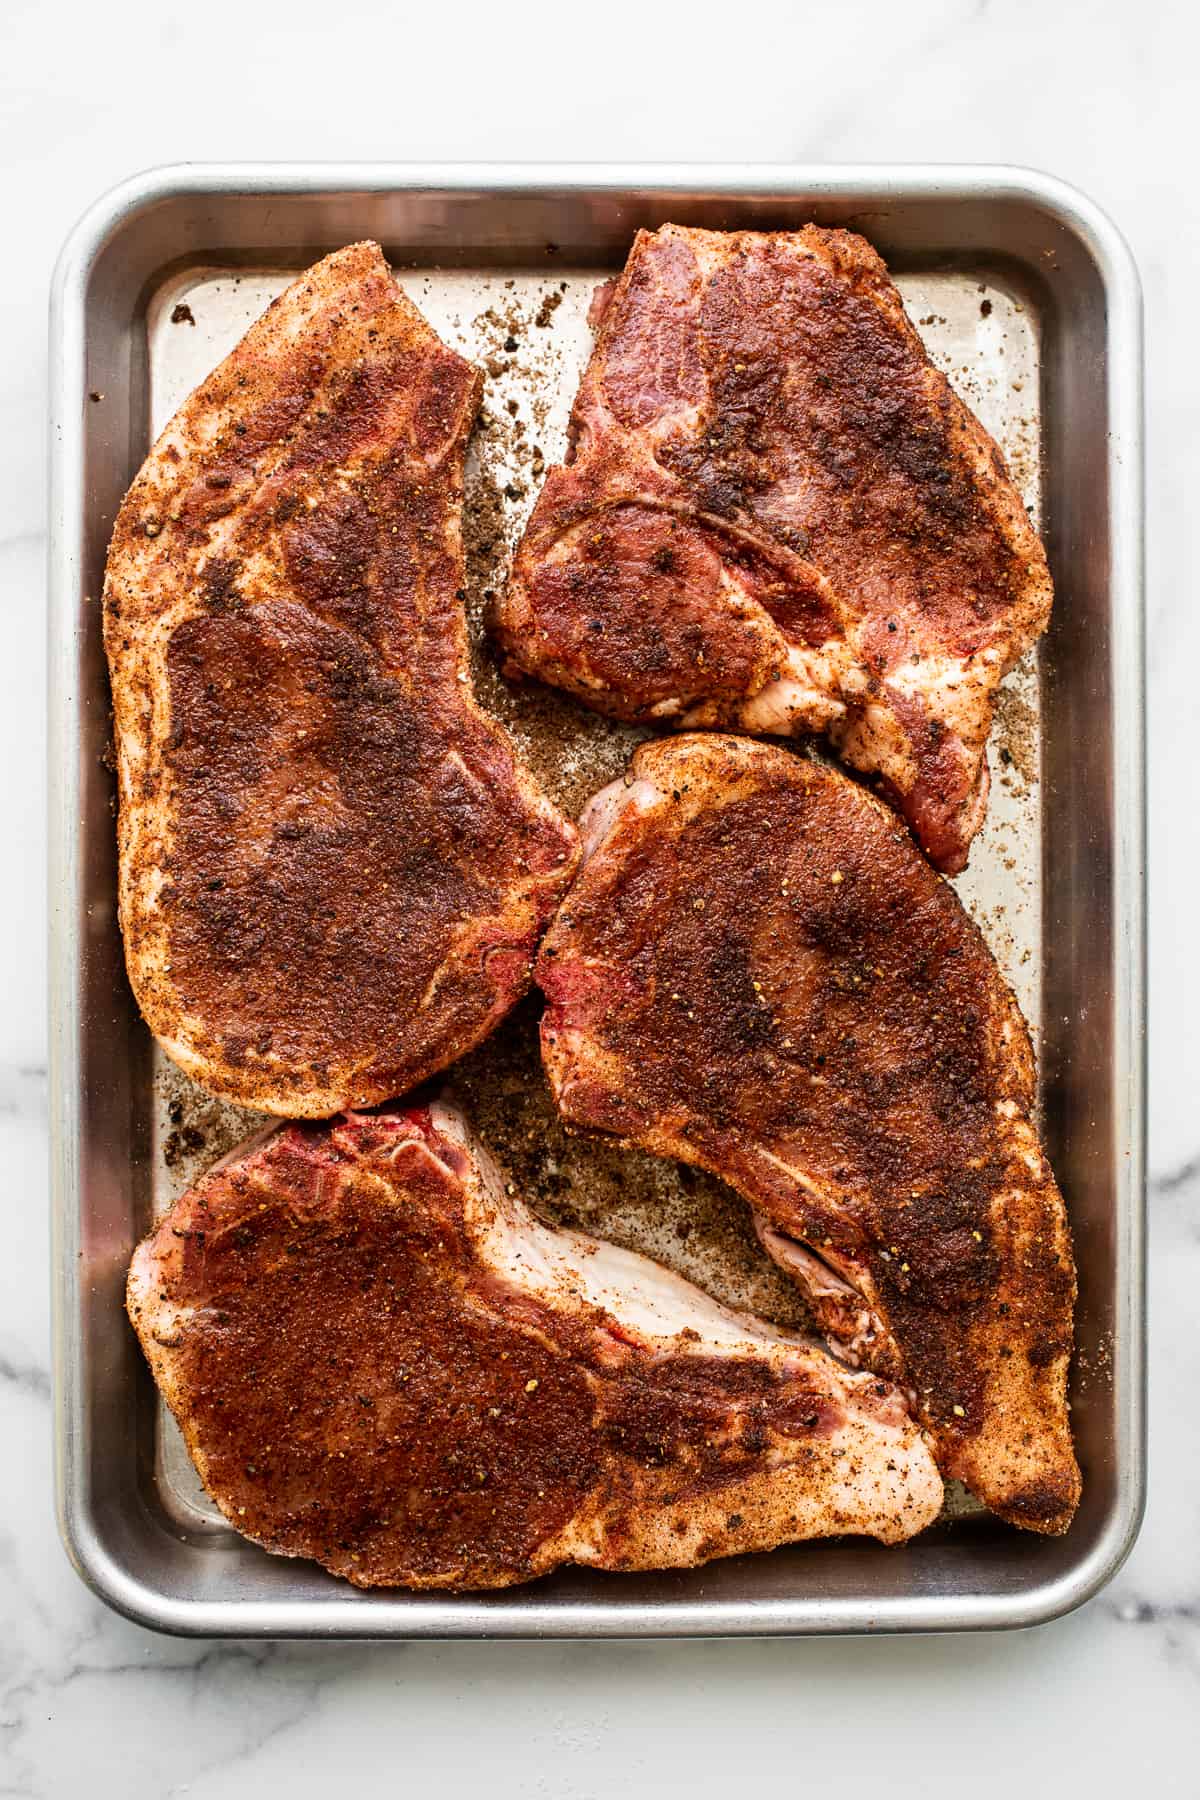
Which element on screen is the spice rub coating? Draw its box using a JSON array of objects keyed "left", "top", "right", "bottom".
[
  {"left": 103, "top": 244, "right": 578, "bottom": 1116},
  {"left": 126, "top": 1101, "right": 942, "bottom": 1589},
  {"left": 492, "top": 225, "right": 1052, "bottom": 872},
  {"left": 537, "top": 735, "right": 1079, "bottom": 1533}
]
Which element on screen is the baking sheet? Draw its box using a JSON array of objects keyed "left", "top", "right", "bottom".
[
  {"left": 143, "top": 258, "right": 1044, "bottom": 1534},
  {"left": 50, "top": 165, "right": 1146, "bottom": 1637}
]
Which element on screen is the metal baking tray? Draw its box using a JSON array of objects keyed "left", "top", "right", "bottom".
[{"left": 48, "top": 164, "right": 1145, "bottom": 1636}]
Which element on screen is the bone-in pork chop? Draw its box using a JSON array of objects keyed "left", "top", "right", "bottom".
[
  {"left": 126, "top": 1102, "right": 942, "bottom": 1589},
  {"left": 536, "top": 735, "right": 1079, "bottom": 1534},
  {"left": 492, "top": 226, "right": 1052, "bottom": 872},
  {"left": 103, "top": 244, "right": 578, "bottom": 1116}
]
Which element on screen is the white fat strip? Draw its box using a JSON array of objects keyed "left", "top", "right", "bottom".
[
  {"left": 577, "top": 776, "right": 659, "bottom": 861},
  {"left": 127, "top": 1237, "right": 195, "bottom": 1345},
  {"left": 753, "top": 1220, "right": 882, "bottom": 1368},
  {"left": 723, "top": 641, "right": 846, "bottom": 735},
  {"left": 883, "top": 640, "right": 1006, "bottom": 748},
  {"left": 430, "top": 1100, "right": 814, "bottom": 1358}
]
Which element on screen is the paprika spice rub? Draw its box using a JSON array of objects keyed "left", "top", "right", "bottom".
[
  {"left": 127, "top": 1101, "right": 942, "bottom": 1588},
  {"left": 103, "top": 243, "right": 578, "bottom": 1116}
]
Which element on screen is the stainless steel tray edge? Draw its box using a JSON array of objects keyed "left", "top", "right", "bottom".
[{"left": 48, "top": 162, "right": 1146, "bottom": 1637}]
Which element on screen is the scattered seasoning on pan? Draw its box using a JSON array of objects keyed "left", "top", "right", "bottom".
[
  {"left": 443, "top": 995, "right": 812, "bottom": 1332},
  {"left": 457, "top": 278, "right": 648, "bottom": 813},
  {"left": 993, "top": 684, "right": 1038, "bottom": 787},
  {"left": 535, "top": 288, "right": 564, "bottom": 328}
]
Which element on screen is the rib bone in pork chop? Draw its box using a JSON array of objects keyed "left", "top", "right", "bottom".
[
  {"left": 537, "top": 736, "right": 1079, "bottom": 1534},
  {"left": 492, "top": 225, "right": 1052, "bottom": 872},
  {"left": 103, "top": 244, "right": 578, "bottom": 1116},
  {"left": 127, "top": 1102, "right": 942, "bottom": 1589}
]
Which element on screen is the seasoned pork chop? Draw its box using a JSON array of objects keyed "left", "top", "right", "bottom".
[
  {"left": 492, "top": 225, "right": 1052, "bottom": 872},
  {"left": 537, "top": 736, "right": 1079, "bottom": 1534},
  {"left": 104, "top": 244, "right": 578, "bottom": 1116},
  {"left": 127, "top": 1102, "right": 942, "bottom": 1589}
]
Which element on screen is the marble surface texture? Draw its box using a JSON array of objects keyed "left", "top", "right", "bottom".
[{"left": 4, "top": 0, "right": 1194, "bottom": 1792}]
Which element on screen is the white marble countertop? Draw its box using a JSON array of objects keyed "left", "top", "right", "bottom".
[{"left": 4, "top": 0, "right": 1194, "bottom": 1792}]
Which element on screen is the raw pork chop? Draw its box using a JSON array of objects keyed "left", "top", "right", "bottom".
[
  {"left": 103, "top": 244, "right": 578, "bottom": 1116},
  {"left": 536, "top": 736, "right": 1079, "bottom": 1534},
  {"left": 492, "top": 225, "right": 1052, "bottom": 872},
  {"left": 126, "top": 1102, "right": 943, "bottom": 1589}
]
